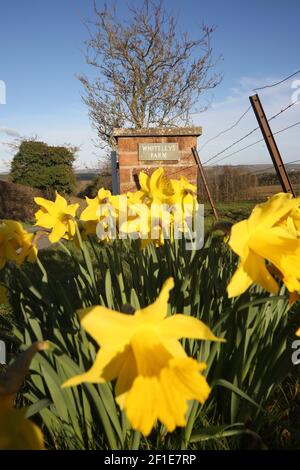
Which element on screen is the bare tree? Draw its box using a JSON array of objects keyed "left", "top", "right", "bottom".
[{"left": 79, "top": 0, "right": 222, "bottom": 148}]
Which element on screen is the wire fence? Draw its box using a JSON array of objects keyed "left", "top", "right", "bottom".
[{"left": 198, "top": 69, "right": 300, "bottom": 208}]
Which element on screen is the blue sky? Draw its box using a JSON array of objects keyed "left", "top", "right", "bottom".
[{"left": 0, "top": 0, "right": 299, "bottom": 171}]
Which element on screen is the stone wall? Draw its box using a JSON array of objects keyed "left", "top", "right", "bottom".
[{"left": 113, "top": 127, "right": 202, "bottom": 193}]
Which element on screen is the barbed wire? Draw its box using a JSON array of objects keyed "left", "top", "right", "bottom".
[
  {"left": 268, "top": 100, "right": 298, "bottom": 122},
  {"left": 204, "top": 120, "right": 300, "bottom": 167},
  {"left": 199, "top": 106, "right": 252, "bottom": 151},
  {"left": 202, "top": 125, "right": 260, "bottom": 165},
  {"left": 285, "top": 158, "right": 300, "bottom": 167},
  {"left": 253, "top": 69, "right": 300, "bottom": 91},
  {"left": 202, "top": 99, "right": 299, "bottom": 166},
  {"left": 198, "top": 70, "right": 300, "bottom": 153}
]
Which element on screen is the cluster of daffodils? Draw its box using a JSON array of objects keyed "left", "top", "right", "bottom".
[
  {"left": 63, "top": 278, "right": 223, "bottom": 436},
  {"left": 34, "top": 168, "right": 198, "bottom": 247},
  {"left": 0, "top": 342, "right": 47, "bottom": 450},
  {"left": 227, "top": 192, "right": 300, "bottom": 334},
  {"left": 122, "top": 168, "right": 198, "bottom": 248}
]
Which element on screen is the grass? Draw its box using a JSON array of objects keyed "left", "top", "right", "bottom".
[
  {"left": 260, "top": 375, "right": 300, "bottom": 449},
  {"left": 204, "top": 200, "right": 256, "bottom": 233}
]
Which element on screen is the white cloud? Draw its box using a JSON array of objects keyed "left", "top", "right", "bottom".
[{"left": 0, "top": 126, "right": 20, "bottom": 137}]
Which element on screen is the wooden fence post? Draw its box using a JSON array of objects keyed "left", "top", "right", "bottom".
[
  {"left": 249, "top": 94, "right": 295, "bottom": 197},
  {"left": 192, "top": 146, "right": 219, "bottom": 220}
]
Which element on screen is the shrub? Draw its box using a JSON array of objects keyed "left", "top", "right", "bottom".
[
  {"left": 0, "top": 180, "right": 44, "bottom": 222},
  {"left": 10, "top": 140, "right": 77, "bottom": 195}
]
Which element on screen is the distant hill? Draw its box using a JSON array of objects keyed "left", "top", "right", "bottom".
[{"left": 203, "top": 163, "right": 300, "bottom": 175}]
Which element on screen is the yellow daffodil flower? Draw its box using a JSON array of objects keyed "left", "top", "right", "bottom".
[
  {"left": 0, "top": 342, "right": 47, "bottom": 450},
  {"left": 135, "top": 168, "right": 173, "bottom": 205},
  {"left": 63, "top": 278, "right": 223, "bottom": 436},
  {"left": 168, "top": 176, "right": 197, "bottom": 206},
  {"left": 0, "top": 220, "right": 37, "bottom": 268},
  {"left": 123, "top": 169, "right": 199, "bottom": 247},
  {"left": 227, "top": 192, "right": 300, "bottom": 298},
  {"left": 80, "top": 188, "right": 119, "bottom": 239},
  {"left": 169, "top": 177, "right": 198, "bottom": 230},
  {"left": 80, "top": 188, "right": 112, "bottom": 222},
  {"left": 120, "top": 201, "right": 171, "bottom": 247},
  {"left": 34, "top": 192, "right": 79, "bottom": 244}
]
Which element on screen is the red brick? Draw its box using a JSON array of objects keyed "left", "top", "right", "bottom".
[
  {"left": 120, "top": 182, "right": 138, "bottom": 193},
  {"left": 118, "top": 153, "right": 139, "bottom": 165},
  {"left": 119, "top": 168, "right": 132, "bottom": 184},
  {"left": 163, "top": 166, "right": 198, "bottom": 181},
  {"left": 118, "top": 137, "right": 167, "bottom": 152},
  {"left": 164, "top": 136, "right": 197, "bottom": 151},
  {"left": 180, "top": 151, "right": 197, "bottom": 165}
]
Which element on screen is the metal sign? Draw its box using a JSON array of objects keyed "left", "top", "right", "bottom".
[{"left": 138, "top": 143, "right": 179, "bottom": 161}]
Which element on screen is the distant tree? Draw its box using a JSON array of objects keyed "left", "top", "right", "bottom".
[
  {"left": 200, "top": 166, "right": 257, "bottom": 202},
  {"left": 78, "top": 158, "right": 112, "bottom": 198},
  {"left": 10, "top": 140, "right": 77, "bottom": 195},
  {"left": 79, "top": 0, "right": 221, "bottom": 148}
]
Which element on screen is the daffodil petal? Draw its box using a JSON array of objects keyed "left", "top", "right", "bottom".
[
  {"left": 54, "top": 192, "right": 68, "bottom": 210},
  {"left": 65, "top": 203, "right": 79, "bottom": 217},
  {"left": 62, "top": 349, "right": 108, "bottom": 388},
  {"left": 139, "top": 172, "right": 150, "bottom": 192},
  {"left": 250, "top": 228, "right": 300, "bottom": 281},
  {"left": 149, "top": 168, "right": 164, "bottom": 194},
  {"left": 244, "top": 251, "right": 279, "bottom": 294},
  {"left": 48, "top": 221, "right": 66, "bottom": 243},
  {"left": 77, "top": 306, "right": 136, "bottom": 348},
  {"left": 227, "top": 263, "right": 253, "bottom": 298},
  {"left": 160, "top": 314, "right": 224, "bottom": 342},
  {"left": 35, "top": 213, "right": 55, "bottom": 229},
  {"left": 34, "top": 197, "right": 55, "bottom": 213},
  {"left": 135, "top": 277, "right": 174, "bottom": 322},
  {"left": 248, "top": 193, "right": 300, "bottom": 230},
  {"left": 80, "top": 204, "right": 99, "bottom": 221},
  {"left": 229, "top": 220, "right": 249, "bottom": 258}
]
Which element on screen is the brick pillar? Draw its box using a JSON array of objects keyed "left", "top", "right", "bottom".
[{"left": 113, "top": 127, "right": 202, "bottom": 194}]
